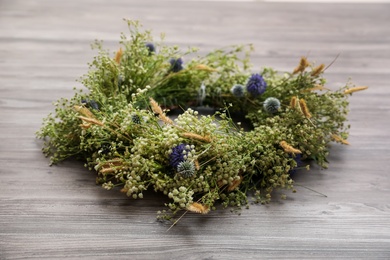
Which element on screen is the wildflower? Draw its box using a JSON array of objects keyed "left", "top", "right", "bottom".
[
  {"left": 169, "top": 144, "right": 189, "bottom": 169},
  {"left": 145, "top": 42, "right": 156, "bottom": 54},
  {"left": 246, "top": 73, "right": 267, "bottom": 97},
  {"left": 230, "top": 84, "right": 245, "bottom": 98},
  {"left": 177, "top": 161, "right": 196, "bottom": 178},
  {"left": 263, "top": 97, "right": 280, "bottom": 114},
  {"left": 169, "top": 57, "right": 184, "bottom": 72}
]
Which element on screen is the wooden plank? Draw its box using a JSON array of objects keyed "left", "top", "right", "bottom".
[{"left": 1, "top": 0, "right": 389, "bottom": 259}]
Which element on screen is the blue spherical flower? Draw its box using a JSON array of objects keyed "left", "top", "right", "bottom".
[
  {"left": 81, "top": 99, "right": 99, "bottom": 110},
  {"left": 145, "top": 42, "right": 156, "bottom": 54},
  {"left": 177, "top": 161, "right": 196, "bottom": 178},
  {"left": 169, "top": 144, "right": 189, "bottom": 169},
  {"left": 169, "top": 57, "right": 184, "bottom": 73},
  {"left": 289, "top": 154, "right": 304, "bottom": 175},
  {"left": 118, "top": 75, "right": 124, "bottom": 87},
  {"left": 230, "top": 84, "right": 245, "bottom": 98},
  {"left": 246, "top": 73, "right": 267, "bottom": 97},
  {"left": 131, "top": 114, "right": 142, "bottom": 124},
  {"left": 263, "top": 97, "right": 281, "bottom": 113}
]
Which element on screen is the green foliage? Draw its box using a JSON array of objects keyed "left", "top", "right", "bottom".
[{"left": 37, "top": 20, "right": 359, "bottom": 218}]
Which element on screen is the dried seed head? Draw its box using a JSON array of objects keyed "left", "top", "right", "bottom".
[
  {"left": 96, "top": 158, "right": 124, "bottom": 175},
  {"left": 150, "top": 98, "right": 163, "bottom": 115},
  {"left": 290, "top": 96, "right": 297, "bottom": 109},
  {"left": 187, "top": 202, "right": 210, "bottom": 214},
  {"left": 311, "top": 64, "right": 325, "bottom": 77},
  {"left": 331, "top": 134, "right": 350, "bottom": 145},
  {"left": 79, "top": 122, "right": 92, "bottom": 129},
  {"left": 280, "top": 141, "right": 302, "bottom": 154},
  {"left": 227, "top": 175, "right": 242, "bottom": 192},
  {"left": 181, "top": 132, "right": 211, "bottom": 143},
  {"left": 303, "top": 84, "right": 331, "bottom": 92},
  {"left": 344, "top": 86, "right": 368, "bottom": 94},
  {"left": 78, "top": 116, "right": 104, "bottom": 126},
  {"left": 149, "top": 98, "right": 173, "bottom": 124},
  {"left": 114, "top": 47, "right": 123, "bottom": 64},
  {"left": 74, "top": 105, "right": 95, "bottom": 119},
  {"left": 293, "top": 56, "right": 309, "bottom": 74},
  {"left": 194, "top": 64, "right": 217, "bottom": 72},
  {"left": 299, "top": 99, "right": 312, "bottom": 118},
  {"left": 194, "top": 160, "right": 200, "bottom": 170}
]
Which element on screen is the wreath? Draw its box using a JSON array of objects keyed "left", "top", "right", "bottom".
[{"left": 37, "top": 20, "right": 367, "bottom": 220}]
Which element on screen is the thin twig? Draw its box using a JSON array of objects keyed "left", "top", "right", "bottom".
[
  {"left": 166, "top": 210, "right": 188, "bottom": 232},
  {"left": 324, "top": 53, "right": 340, "bottom": 72},
  {"left": 294, "top": 183, "right": 328, "bottom": 197}
]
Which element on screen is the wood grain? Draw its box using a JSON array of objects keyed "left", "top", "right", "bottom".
[{"left": 1, "top": 0, "right": 389, "bottom": 259}]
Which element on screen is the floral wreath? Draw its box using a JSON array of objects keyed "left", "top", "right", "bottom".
[{"left": 37, "top": 20, "right": 367, "bottom": 220}]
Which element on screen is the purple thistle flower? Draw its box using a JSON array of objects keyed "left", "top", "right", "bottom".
[
  {"left": 246, "top": 73, "right": 267, "bottom": 97},
  {"left": 169, "top": 144, "right": 189, "bottom": 169},
  {"left": 169, "top": 57, "right": 184, "bottom": 73}
]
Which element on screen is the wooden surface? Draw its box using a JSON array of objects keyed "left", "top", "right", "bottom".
[{"left": 1, "top": 0, "right": 390, "bottom": 259}]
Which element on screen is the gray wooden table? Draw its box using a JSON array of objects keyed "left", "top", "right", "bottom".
[{"left": 1, "top": 0, "right": 389, "bottom": 259}]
